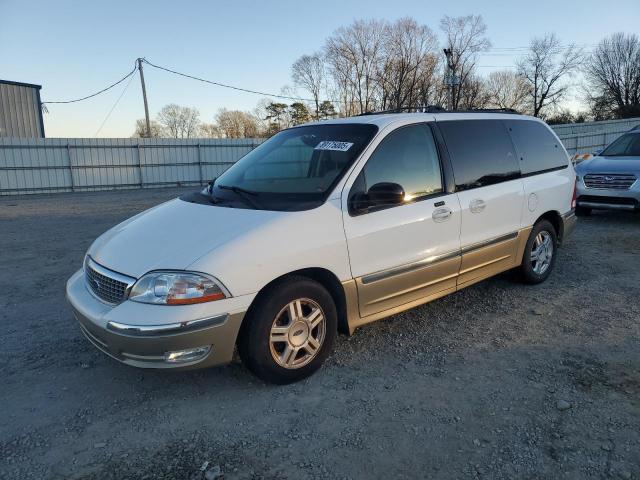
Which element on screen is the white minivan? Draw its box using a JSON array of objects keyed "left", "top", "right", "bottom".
[{"left": 67, "top": 111, "right": 577, "bottom": 384}]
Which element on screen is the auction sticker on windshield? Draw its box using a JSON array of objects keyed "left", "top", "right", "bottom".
[{"left": 315, "top": 141, "right": 354, "bottom": 152}]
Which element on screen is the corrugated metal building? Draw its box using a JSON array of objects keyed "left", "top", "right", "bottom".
[{"left": 0, "top": 80, "right": 45, "bottom": 138}]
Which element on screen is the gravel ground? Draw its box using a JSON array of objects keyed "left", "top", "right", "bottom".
[{"left": 1, "top": 187, "right": 639, "bottom": 480}]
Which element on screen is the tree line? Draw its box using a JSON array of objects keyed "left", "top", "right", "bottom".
[
  {"left": 132, "top": 101, "right": 328, "bottom": 139},
  {"left": 133, "top": 16, "right": 640, "bottom": 138}
]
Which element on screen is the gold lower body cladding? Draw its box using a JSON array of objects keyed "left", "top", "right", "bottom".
[{"left": 342, "top": 227, "right": 533, "bottom": 334}]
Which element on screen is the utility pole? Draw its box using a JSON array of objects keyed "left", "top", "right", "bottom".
[
  {"left": 137, "top": 58, "right": 151, "bottom": 138},
  {"left": 443, "top": 48, "right": 455, "bottom": 111}
]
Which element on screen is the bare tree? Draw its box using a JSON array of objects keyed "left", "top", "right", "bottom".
[
  {"left": 415, "top": 56, "right": 447, "bottom": 108},
  {"left": 378, "top": 18, "right": 439, "bottom": 110},
  {"left": 212, "top": 109, "right": 260, "bottom": 138},
  {"left": 457, "top": 75, "right": 491, "bottom": 109},
  {"left": 517, "top": 34, "right": 583, "bottom": 117},
  {"left": 325, "top": 51, "right": 358, "bottom": 116},
  {"left": 585, "top": 32, "right": 640, "bottom": 119},
  {"left": 291, "top": 53, "right": 326, "bottom": 120},
  {"left": 485, "top": 70, "right": 531, "bottom": 111},
  {"left": 252, "top": 99, "right": 275, "bottom": 136},
  {"left": 199, "top": 123, "right": 219, "bottom": 138},
  {"left": 132, "top": 119, "right": 164, "bottom": 138},
  {"left": 544, "top": 109, "right": 587, "bottom": 125},
  {"left": 325, "top": 19, "right": 387, "bottom": 114},
  {"left": 157, "top": 104, "right": 201, "bottom": 138},
  {"left": 440, "top": 15, "right": 491, "bottom": 110},
  {"left": 240, "top": 114, "right": 259, "bottom": 138}
]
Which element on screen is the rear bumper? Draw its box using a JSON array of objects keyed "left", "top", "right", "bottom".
[{"left": 66, "top": 269, "right": 248, "bottom": 370}]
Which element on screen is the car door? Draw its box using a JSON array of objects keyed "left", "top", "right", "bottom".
[
  {"left": 436, "top": 119, "right": 525, "bottom": 287},
  {"left": 342, "top": 123, "right": 462, "bottom": 319}
]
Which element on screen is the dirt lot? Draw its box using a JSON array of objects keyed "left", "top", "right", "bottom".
[{"left": 1, "top": 187, "right": 639, "bottom": 480}]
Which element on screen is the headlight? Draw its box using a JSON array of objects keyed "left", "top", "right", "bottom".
[{"left": 129, "top": 271, "right": 229, "bottom": 305}]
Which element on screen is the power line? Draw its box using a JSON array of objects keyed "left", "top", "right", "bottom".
[
  {"left": 42, "top": 64, "right": 138, "bottom": 104},
  {"left": 93, "top": 71, "right": 136, "bottom": 137},
  {"left": 39, "top": 43, "right": 588, "bottom": 119},
  {"left": 142, "top": 58, "right": 318, "bottom": 103}
]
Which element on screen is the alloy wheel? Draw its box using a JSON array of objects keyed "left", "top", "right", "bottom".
[
  {"left": 531, "top": 230, "right": 554, "bottom": 275},
  {"left": 269, "top": 298, "right": 326, "bottom": 369}
]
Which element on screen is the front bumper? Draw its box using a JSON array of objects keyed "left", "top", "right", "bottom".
[
  {"left": 66, "top": 269, "right": 249, "bottom": 370},
  {"left": 576, "top": 180, "right": 640, "bottom": 211}
]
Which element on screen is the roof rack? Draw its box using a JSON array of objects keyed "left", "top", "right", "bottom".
[
  {"left": 358, "top": 106, "right": 446, "bottom": 116},
  {"left": 356, "top": 106, "right": 521, "bottom": 116},
  {"left": 455, "top": 108, "right": 521, "bottom": 114}
]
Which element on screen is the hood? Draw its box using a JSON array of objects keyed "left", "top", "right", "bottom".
[
  {"left": 576, "top": 156, "right": 640, "bottom": 175},
  {"left": 88, "top": 198, "right": 284, "bottom": 278}
]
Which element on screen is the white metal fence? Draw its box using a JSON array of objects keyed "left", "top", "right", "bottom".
[
  {"left": 551, "top": 117, "right": 640, "bottom": 155},
  {"left": 1, "top": 117, "right": 639, "bottom": 195},
  {"left": 0, "top": 138, "right": 264, "bottom": 195}
]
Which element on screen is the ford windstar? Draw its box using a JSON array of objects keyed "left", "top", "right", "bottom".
[{"left": 67, "top": 110, "right": 577, "bottom": 384}]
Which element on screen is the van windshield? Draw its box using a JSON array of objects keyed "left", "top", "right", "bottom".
[{"left": 211, "top": 123, "right": 378, "bottom": 210}]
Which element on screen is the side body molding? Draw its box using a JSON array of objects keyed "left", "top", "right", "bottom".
[{"left": 342, "top": 227, "right": 532, "bottom": 334}]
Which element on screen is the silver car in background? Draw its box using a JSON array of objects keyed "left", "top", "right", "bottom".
[{"left": 575, "top": 126, "right": 640, "bottom": 215}]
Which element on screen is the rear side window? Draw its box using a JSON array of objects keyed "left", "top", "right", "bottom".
[
  {"left": 506, "top": 120, "right": 568, "bottom": 174},
  {"left": 438, "top": 120, "right": 520, "bottom": 191}
]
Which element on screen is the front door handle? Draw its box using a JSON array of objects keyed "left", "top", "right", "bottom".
[
  {"left": 432, "top": 207, "right": 452, "bottom": 222},
  {"left": 469, "top": 199, "right": 486, "bottom": 213}
]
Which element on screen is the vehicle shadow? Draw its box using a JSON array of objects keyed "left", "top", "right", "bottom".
[{"left": 578, "top": 209, "right": 640, "bottom": 225}]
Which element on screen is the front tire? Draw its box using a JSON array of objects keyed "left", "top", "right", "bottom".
[
  {"left": 238, "top": 276, "right": 337, "bottom": 384},
  {"left": 519, "top": 220, "right": 558, "bottom": 284}
]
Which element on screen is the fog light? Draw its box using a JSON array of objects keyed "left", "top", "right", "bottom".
[{"left": 164, "top": 345, "right": 211, "bottom": 364}]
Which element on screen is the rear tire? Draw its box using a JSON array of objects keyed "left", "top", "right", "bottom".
[
  {"left": 519, "top": 220, "right": 558, "bottom": 284},
  {"left": 238, "top": 276, "right": 337, "bottom": 384},
  {"left": 575, "top": 206, "right": 591, "bottom": 216}
]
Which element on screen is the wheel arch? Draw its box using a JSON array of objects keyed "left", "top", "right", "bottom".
[
  {"left": 241, "top": 268, "right": 351, "bottom": 338},
  {"left": 535, "top": 210, "right": 564, "bottom": 243}
]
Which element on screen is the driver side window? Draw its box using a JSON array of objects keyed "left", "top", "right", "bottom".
[
  {"left": 243, "top": 137, "right": 313, "bottom": 180},
  {"left": 351, "top": 123, "right": 443, "bottom": 211}
]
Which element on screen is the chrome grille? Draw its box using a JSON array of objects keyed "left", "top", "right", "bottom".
[
  {"left": 584, "top": 173, "right": 637, "bottom": 190},
  {"left": 84, "top": 258, "right": 135, "bottom": 304}
]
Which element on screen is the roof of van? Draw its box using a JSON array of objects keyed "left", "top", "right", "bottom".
[{"left": 305, "top": 112, "right": 544, "bottom": 129}]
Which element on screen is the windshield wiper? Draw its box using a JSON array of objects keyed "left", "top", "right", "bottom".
[
  {"left": 217, "top": 185, "right": 258, "bottom": 196},
  {"left": 217, "top": 184, "right": 262, "bottom": 209}
]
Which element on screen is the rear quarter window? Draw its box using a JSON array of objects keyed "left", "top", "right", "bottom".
[
  {"left": 505, "top": 120, "right": 568, "bottom": 175},
  {"left": 438, "top": 119, "right": 520, "bottom": 191}
]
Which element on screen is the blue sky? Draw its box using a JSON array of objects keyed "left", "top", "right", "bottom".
[{"left": 1, "top": 0, "right": 638, "bottom": 137}]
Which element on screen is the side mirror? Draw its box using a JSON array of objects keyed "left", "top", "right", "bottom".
[
  {"left": 367, "top": 182, "right": 405, "bottom": 207},
  {"left": 594, "top": 149, "right": 603, "bottom": 156},
  {"left": 348, "top": 182, "right": 406, "bottom": 215}
]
